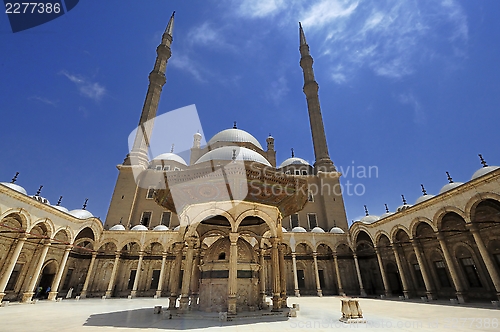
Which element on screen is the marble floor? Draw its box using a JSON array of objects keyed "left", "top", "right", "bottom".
[{"left": 0, "top": 296, "right": 499, "bottom": 331}]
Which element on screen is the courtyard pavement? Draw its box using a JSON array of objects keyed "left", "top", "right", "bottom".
[{"left": 0, "top": 296, "right": 499, "bottom": 331}]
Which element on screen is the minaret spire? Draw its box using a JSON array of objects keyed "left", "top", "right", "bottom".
[
  {"left": 129, "top": 11, "right": 176, "bottom": 166},
  {"left": 298, "top": 22, "right": 335, "bottom": 172}
]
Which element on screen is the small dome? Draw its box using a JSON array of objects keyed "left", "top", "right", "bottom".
[
  {"left": 152, "top": 152, "right": 188, "bottom": 166},
  {"left": 69, "top": 209, "right": 94, "bottom": 219},
  {"left": 279, "top": 157, "right": 311, "bottom": 169},
  {"left": 131, "top": 225, "right": 148, "bottom": 231},
  {"left": 52, "top": 205, "right": 69, "bottom": 213},
  {"left": 329, "top": 227, "right": 345, "bottom": 234},
  {"left": 439, "top": 182, "right": 464, "bottom": 194},
  {"left": 109, "top": 224, "right": 126, "bottom": 231},
  {"left": 281, "top": 227, "right": 287, "bottom": 233},
  {"left": 31, "top": 195, "right": 50, "bottom": 205},
  {"left": 208, "top": 128, "right": 263, "bottom": 149},
  {"left": 1, "top": 182, "right": 27, "bottom": 195},
  {"left": 396, "top": 204, "right": 413, "bottom": 212},
  {"left": 195, "top": 146, "right": 271, "bottom": 166},
  {"left": 153, "top": 225, "right": 169, "bottom": 231},
  {"left": 471, "top": 166, "right": 500, "bottom": 180},
  {"left": 291, "top": 226, "right": 307, "bottom": 233},
  {"left": 311, "top": 226, "right": 325, "bottom": 233},
  {"left": 380, "top": 212, "right": 394, "bottom": 219},
  {"left": 173, "top": 225, "right": 181, "bottom": 231},
  {"left": 415, "top": 194, "right": 435, "bottom": 204},
  {"left": 360, "top": 215, "right": 380, "bottom": 224}
]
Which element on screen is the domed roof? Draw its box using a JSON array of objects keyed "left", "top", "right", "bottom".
[
  {"left": 396, "top": 204, "right": 412, "bottom": 212},
  {"left": 153, "top": 225, "right": 169, "bottom": 231},
  {"left": 415, "top": 194, "right": 435, "bottom": 204},
  {"left": 329, "top": 227, "right": 345, "bottom": 234},
  {"left": 31, "top": 195, "right": 50, "bottom": 205},
  {"left": 1, "top": 182, "right": 27, "bottom": 195},
  {"left": 69, "top": 209, "right": 94, "bottom": 219},
  {"left": 471, "top": 166, "right": 500, "bottom": 180},
  {"left": 195, "top": 146, "right": 271, "bottom": 166},
  {"left": 131, "top": 225, "right": 148, "bottom": 231},
  {"left": 439, "top": 182, "right": 464, "bottom": 194},
  {"left": 380, "top": 212, "right": 394, "bottom": 219},
  {"left": 52, "top": 205, "right": 69, "bottom": 213},
  {"left": 173, "top": 225, "right": 181, "bottom": 231},
  {"left": 278, "top": 157, "right": 311, "bottom": 169},
  {"left": 311, "top": 226, "right": 325, "bottom": 233},
  {"left": 360, "top": 215, "right": 380, "bottom": 224},
  {"left": 281, "top": 227, "right": 287, "bottom": 233},
  {"left": 109, "top": 224, "right": 126, "bottom": 231},
  {"left": 291, "top": 226, "right": 307, "bottom": 233},
  {"left": 152, "top": 152, "right": 188, "bottom": 166},
  {"left": 208, "top": 128, "right": 263, "bottom": 150}
]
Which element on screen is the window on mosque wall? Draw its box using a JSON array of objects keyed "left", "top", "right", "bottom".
[
  {"left": 161, "top": 211, "right": 171, "bottom": 227},
  {"left": 302, "top": 170, "right": 308, "bottom": 175},
  {"left": 218, "top": 252, "right": 226, "bottom": 260},
  {"left": 141, "top": 212, "right": 152, "bottom": 227},
  {"left": 307, "top": 213, "right": 317, "bottom": 229},
  {"left": 291, "top": 214, "right": 299, "bottom": 228},
  {"left": 434, "top": 261, "right": 452, "bottom": 288},
  {"left": 164, "top": 165, "right": 170, "bottom": 171},
  {"left": 308, "top": 192, "right": 314, "bottom": 202},
  {"left": 295, "top": 170, "right": 300, "bottom": 175},
  {"left": 174, "top": 167, "right": 180, "bottom": 171},
  {"left": 155, "top": 165, "right": 162, "bottom": 171},
  {"left": 460, "top": 258, "right": 482, "bottom": 288},
  {"left": 146, "top": 188, "right": 155, "bottom": 199}
]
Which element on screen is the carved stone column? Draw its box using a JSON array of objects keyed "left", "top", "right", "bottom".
[
  {"left": 437, "top": 233, "right": 465, "bottom": 303},
  {"left": 353, "top": 253, "right": 366, "bottom": 297},
  {"left": 80, "top": 252, "right": 97, "bottom": 298},
  {"left": 228, "top": 232, "right": 239, "bottom": 314},
  {"left": 374, "top": 247, "right": 392, "bottom": 297},
  {"left": 130, "top": 251, "right": 144, "bottom": 297},
  {"left": 291, "top": 252, "right": 300, "bottom": 297},
  {"left": 333, "top": 253, "right": 344, "bottom": 295},
  {"left": 190, "top": 248, "right": 201, "bottom": 309},
  {"left": 156, "top": 252, "right": 167, "bottom": 297},
  {"left": 411, "top": 240, "right": 435, "bottom": 300},
  {"left": 179, "top": 238, "right": 196, "bottom": 311},
  {"left": 22, "top": 239, "right": 51, "bottom": 303},
  {"left": 467, "top": 224, "right": 500, "bottom": 300},
  {"left": 270, "top": 237, "right": 281, "bottom": 311},
  {"left": 0, "top": 235, "right": 26, "bottom": 302},
  {"left": 258, "top": 248, "right": 267, "bottom": 308},
  {"left": 313, "top": 252, "right": 323, "bottom": 297},
  {"left": 278, "top": 243, "right": 288, "bottom": 306},
  {"left": 48, "top": 245, "right": 72, "bottom": 300},
  {"left": 169, "top": 243, "right": 183, "bottom": 309},
  {"left": 105, "top": 252, "right": 121, "bottom": 298},
  {"left": 391, "top": 243, "right": 410, "bottom": 299}
]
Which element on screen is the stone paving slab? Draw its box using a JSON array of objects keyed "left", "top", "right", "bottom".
[{"left": 0, "top": 296, "right": 499, "bottom": 331}]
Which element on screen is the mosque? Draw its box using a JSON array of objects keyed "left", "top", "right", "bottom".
[{"left": 0, "top": 13, "right": 499, "bottom": 313}]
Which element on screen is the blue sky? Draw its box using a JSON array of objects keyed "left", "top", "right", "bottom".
[{"left": 1, "top": 0, "right": 499, "bottom": 224}]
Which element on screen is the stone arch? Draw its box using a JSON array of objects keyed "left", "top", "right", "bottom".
[
  {"left": 294, "top": 240, "right": 315, "bottom": 253},
  {"left": 29, "top": 218, "right": 54, "bottom": 238},
  {"left": 376, "top": 233, "right": 391, "bottom": 250},
  {"left": 334, "top": 241, "right": 351, "bottom": 254},
  {"left": 450, "top": 242, "right": 488, "bottom": 289},
  {"left": 314, "top": 240, "right": 335, "bottom": 253},
  {"left": 183, "top": 204, "right": 235, "bottom": 237},
  {"left": 295, "top": 241, "right": 314, "bottom": 255},
  {"left": 409, "top": 217, "right": 437, "bottom": 238},
  {"left": 390, "top": 225, "right": 411, "bottom": 243},
  {"left": 97, "top": 241, "right": 118, "bottom": 254},
  {"left": 234, "top": 208, "right": 277, "bottom": 237},
  {"left": 121, "top": 242, "right": 141, "bottom": 255},
  {"left": 0, "top": 210, "right": 29, "bottom": 232},
  {"left": 143, "top": 241, "right": 164, "bottom": 256},
  {"left": 439, "top": 211, "right": 467, "bottom": 233},
  {"left": 74, "top": 225, "right": 97, "bottom": 242},
  {"left": 353, "top": 229, "right": 375, "bottom": 247},
  {"left": 52, "top": 228, "right": 71, "bottom": 245},
  {"left": 434, "top": 206, "right": 468, "bottom": 229},
  {"left": 465, "top": 192, "right": 500, "bottom": 222},
  {"left": 351, "top": 226, "right": 376, "bottom": 245}
]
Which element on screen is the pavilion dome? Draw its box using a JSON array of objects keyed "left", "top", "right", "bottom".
[
  {"left": 415, "top": 194, "right": 435, "bottom": 204},
  {"left": 153, "top": 225, "right": 169, "bottom": 231},
  {"left": 69, "top": 209, "right": 94, "bottom": 219},
  {"left": 291, "top": 226, "right": 307, "bottom": 233},
  {"left": 329, "top": 227, "right": 345, "bottom": 234},
  {"left": 30, "top": 195, "right": 50, "bottom": 205},
  {"left": 360, "top": 215, "right": 379, "bottom": 224},
  {"left": 131, "top": 225, "right": 148, "bottom": 231},
  {"left": 152, "top": 152, "right": 187, "bottom": 166},
  {"left": 208, "top": 128, "right": 263, "bottom": 150},
  {"left": 311, "top": 226, "right": 325, "bottom": 233},
  {"left": 439, "top": 182, "right": 464, "bottom": 194},
  {"left": 396, "top": 204, "right": 412, "bottom": 212},
  {"left": 0, "top": 182, "right": 27, "bottom": 195},
  {"left": 278, "top": 157, "right": 310, "bottom": 169},
  {"left": 109, "top": 224, "right": 126, "bottom": 231},
  {"left": 380, "top": 211, "right": 394, "bottom": 219},
  {"left": 471, "top": 166, "right": 500, "bottom": 180},
  {"left": 52, "top": 205, "right": 69, "bottom": 213},
  {"left": 195, "top": 146, "right": 271, "bottom": 166}
]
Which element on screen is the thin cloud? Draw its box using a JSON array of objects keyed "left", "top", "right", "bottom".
[
  {"left": 267, "top": 76, "right": 289, "bottom": 105},
  {"left": 237, "top": 0, "right": 286, "bottom": 18},
  {"left": 60, "top": 71, "right": 106, "bottom": 101},
  {"left": 187, "top": 22, "right": 236, "bottom": 51},
  {"left": 29, "top": 96, "right": 58, "bottom": 107},
  {"left": 170, "top": 54, "right": 207, "bottom": 83},
  {"left": 398, "top": 92, "right": 426, "bottom": 125}
]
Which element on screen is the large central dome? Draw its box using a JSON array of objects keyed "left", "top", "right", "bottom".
[
  {"left": 195, "top": 146, "right": 271, "bottom": 166},
  {"left": 207, "top": 128, "right": 263, "bottom": 150}
]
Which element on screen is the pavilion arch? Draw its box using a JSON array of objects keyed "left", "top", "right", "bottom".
[
  {"left": 97, "top": 241, "right": 118, "bottom": 254},
  {"left": 0, "top": 209, "right": 30, "bottom": 231},
  {"left": 314, "top": 241, "right": 335, "bottom": 253},
  {"left": 434, "top": 206, "right": 468, "bottom": 229},
  {"left": 292, "top": 240, "right": 314, "bottom": 253},
  {"left": 334, "top": 241, "right": 351, "bottom": 253},
  {"left": 74, "top": 226, "right": 96, "bottom": 243},
  {"left": 52, "top": 228, "right": 72, "bottom": 245},
  {"left": 234, "top": 207, "right": 277, "bottom": 236},
  {"left": 316, "top": 243, "right": 333, "bottom": 256},
  {"left": 29, "top": 218, "right": 55, "bottom": 238},
  {"left": 200, "top": 229, "right": 227, "bottom": 244},
  {"left": 409, "top": 217, "right": 437, "bottom": 239},
  {"left": 376, "top": 233, "right": 392, "bottom": 251},
  {"left": 143, "top": 239, "right": 166, "bottom": 252},
  {"left": 352, "top": 228, "right": 376, "bottom": 246},
  {"left": 374, "top": 230, "right": 391, "bottom": 246},
  {"left": 117, "top": 237, "right": 143, "bottom": 252},
  {"left": 75, "top": 221, "right": 103, "bottom": 243},
  {"left": 121, "top": 241, "right": 142, "bottom": 255},
  {"left": 465, "top": 192, "right": 500, "bottom": 222},
  {"left": 389, "top": 225, "right": 411, "bottom": 243},
  {"left": 143, "top": 241, "right": 165, "bottom": 256},
  {"left": 183, "top": 205, "right": 235, "bottom": 238}
]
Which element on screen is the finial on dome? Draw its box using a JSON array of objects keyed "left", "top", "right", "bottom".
[
  {"left": 232, "top": 149, "right": 237, "bottom": 162},
  {"left": 11, "top": 172, "right": 19, "bottom": 184},
  {"left": 233, "top": 121, "right": 237, "bottom": 129},
  {"left": 479, "top": 154, "right": 488, "bottom": 167},
  {"left": 401, "top": 194, "right": 407, "bottom": 205},
  {"left": 82, "top": 198, "right": 88, "bottom": 210},
  {"left": 291, "top": 148, "right": 295, "bottom": 158},
  {"left": 384, "top": 204, "right": 389, "bottom": 213},
  {"left": 170, "top": 144, "right": 175, "bottom": 153},
  {"left": 421, "top": 184, "right": 427, "bottom": 195},
  {"left": 35, "top": 185, "right": 43, "bottom": 196},
  {"left": 446, "top": 171, "right": 453, "bottom": 183},
  {"left": 56, "top": 196, "right": 63, "bottom": 206},
  {"left": 364, "top": 205, "right": 369, "bottom": 216}
]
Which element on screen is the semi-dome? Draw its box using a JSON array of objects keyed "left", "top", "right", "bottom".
[
  {"left": 109, "top": 224, "right": 126, "bottom": 231},
  {"left": 52, "top": 205, "right": 69, "bottom": 213},
  {"left": 471, "top": 166, "right": 500, "bottom": 180},
  {"left": 439, "top": 182, "right": 464, "bottom": 194},
  {"left": 153, "top": 225, "right": 169, "bottom": 231},
  {"left": 131, "top": 225, "right": 148, "bottom": 231},
  {"left": 195, "top": 146, "right": 271, "bottom": 166},
  {"left": 311, "top": 226, "right": 325, "bottom": 233},
  {"left": 415, "top": 194, "right": 435, "bottom": 204},
  {"left": 69, "top": 209, "right": 94, "bottom": 219},
  {"left": 152, "top": 152, "right": 188, "bottom": 166},
  {"left": 278, "top": 157, "right": 311, "bottom": 169},
  {"left": 360, "top": 215, "right": 380, "bottom": 224},
  {"left": 0, "top": 182, "right": 27, "bottom": 195},
  {"left": 329, "top": 227, "right": 345, "bottom": 234},
  {"left": 208, "top": 128, "right": 263, "bottom": 150},
  {"left": 291, "top": 226, "right": 307, "bottom": 233}
]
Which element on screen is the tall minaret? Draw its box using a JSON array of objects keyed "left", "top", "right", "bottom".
[
  {"left": 299, "top": 22, "right": 336, "bottom": 172},
  {"left": 129, "top": 11, "right": 175, "bottom": 167}
]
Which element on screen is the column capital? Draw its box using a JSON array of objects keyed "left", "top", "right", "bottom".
[
  {"left": 173, "top": 242, "right": 184, "bottom": 254},
  {"left": 42, "top": 239, "right": 52, "bottom": 246},
  {"left": 436, "top": 232, "right": 445, "bottom": 241},
  {"left": 465, "top": 223, "right": 479, "bottom": 233},
  {"left": 114, "top": 251, "right": 121, "bottom": 258},
  {"left": 185, "top": 237, "right": 197, "bottom": 248},
  {"left": 138, "top": 251, "right": 145, "bottom": 257},
  {"left": 91, "top": 251, "right": 98, "bottom": 258},
  {"left": 229, "top": 232, "right": 239, "bottom": 244},
  {"left": 291, "top": 252, "right": 297, "bottom": 258},
  {"left": 312, "top": 251, "right": 318, "bottom": 258},
  {"left": 161, "top": 252, "right": 168, "bottom": 258},
  {"left": 270, "top": 237, "right": 280, "bottom": 247}
]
